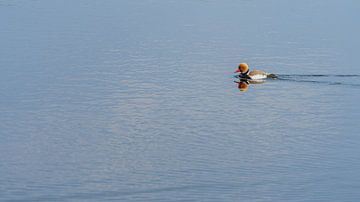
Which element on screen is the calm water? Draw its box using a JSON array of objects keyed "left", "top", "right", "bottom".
[{"left": 1, "top": 0, "right": 360, "bottom": 201}]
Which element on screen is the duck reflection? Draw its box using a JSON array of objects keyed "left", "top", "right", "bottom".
[{"left": 235, "top": 79, "right": 265, "bottom": 92}]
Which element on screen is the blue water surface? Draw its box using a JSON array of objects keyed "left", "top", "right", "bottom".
[{"left": 1, "top": 0, "right": 360, "bottom": 201}]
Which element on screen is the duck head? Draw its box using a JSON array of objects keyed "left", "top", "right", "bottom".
[{"left": 234, "top": 63, "right": 249, "bottom": 74}]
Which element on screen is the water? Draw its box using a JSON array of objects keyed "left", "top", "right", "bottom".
[{"left": 1, "top": 0, "right": 360, "bottom": 201}]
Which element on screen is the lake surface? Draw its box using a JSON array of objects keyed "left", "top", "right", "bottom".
[{"left": 1, "top": 0, "right": 360, "bottom": 201}]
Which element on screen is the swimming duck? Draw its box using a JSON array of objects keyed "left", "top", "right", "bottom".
[{"left": 234, "top": 63, "right": 276, "bottom": 80}]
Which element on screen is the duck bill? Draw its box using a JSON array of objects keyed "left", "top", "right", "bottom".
[{"left": 234, "top": 69, "right": 240, "bottom": 73}]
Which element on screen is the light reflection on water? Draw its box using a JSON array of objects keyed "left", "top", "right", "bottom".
[{"left": 1, "top": 0, "right": 360, "bottom": 201}]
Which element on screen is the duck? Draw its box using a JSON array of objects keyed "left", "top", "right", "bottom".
[{"left": 234, "top": 63, "right": 276, "bottom": 80}]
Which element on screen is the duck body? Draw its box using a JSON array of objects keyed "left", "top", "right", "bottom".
[
  {"left": 235, "top": 63, "right": 276, "bottom": 80},
  {"left": 241, "top": 69, "right": 270, "bottom": 80}
]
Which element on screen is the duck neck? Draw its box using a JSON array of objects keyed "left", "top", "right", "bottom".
[
  {"left": 241, "top": 70, "right": 251, "bottom": 79},
  {"left": 242, "top": 69, "right": 249, "bottom": 75}
]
